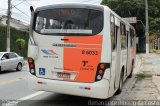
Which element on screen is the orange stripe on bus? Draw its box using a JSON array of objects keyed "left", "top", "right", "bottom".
[
  {"left": 64, "top": 34, "right": 102, "bottom": 44},
  {"left": 63, "top": 35, "right": 103, "bottom": 82}
]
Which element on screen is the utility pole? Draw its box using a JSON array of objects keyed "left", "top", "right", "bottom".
[
  {"left": 7, "top": 0, "right": 11, "bottom": 52},
  {"left": 145, "top": 0, "right": 149, "bottom": 54}
]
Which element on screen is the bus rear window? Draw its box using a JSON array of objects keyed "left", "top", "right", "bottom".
[{"left": 34, "top": 8, "right": 103, "bottom": 35}]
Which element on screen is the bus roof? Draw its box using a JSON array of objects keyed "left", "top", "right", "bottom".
[{"left": 35, "top": 3, "right": 104, "bottom": 12}]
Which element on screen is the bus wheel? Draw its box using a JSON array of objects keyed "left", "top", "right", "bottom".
[
  {"left": 116, "top": 71, "right": 123, "bottom": 95},
  {"left": 128, "top": 65, "right": 133, "bottom": 78}
]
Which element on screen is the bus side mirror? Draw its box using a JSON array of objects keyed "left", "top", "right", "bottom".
[{"left": 30, "top": 6, "right": 34, "bottom": 13}]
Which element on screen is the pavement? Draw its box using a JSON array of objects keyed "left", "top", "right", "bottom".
[
  {"left": 140, "top": 53, "right": 160, "bottom": 100},
  {"left": 0, "top": 65, "right": 36, "bottom": 100},
  {"left": 152, "top": 76, "right": 160, "bottom": 100},
  {"left": 119, "top": 53, "right": 160, "bottom": 101}
]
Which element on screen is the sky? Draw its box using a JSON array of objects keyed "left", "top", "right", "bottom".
[{"left": 0, "top": 0, "right": 102, "bottom": 24}]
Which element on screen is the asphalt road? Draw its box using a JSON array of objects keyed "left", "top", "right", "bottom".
[
  {"left": 0, "top": 65, "right": 36, "bottom": 100},
  {"left": 0, "top": 62, "right": 138, "bottom": 106}
]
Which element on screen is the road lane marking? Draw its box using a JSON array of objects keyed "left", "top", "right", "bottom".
[
  {"left": 18, "top": 91, "right": 45, "bottom": 100},
  {"left": 0, "top": 77, "right": 26, "bottom": 86},
  {"left": 3, "top": 78, "right": 45, "bottom": 105},
  {"left": 4, "top": 91, "right": 45, "bottom": 106}
]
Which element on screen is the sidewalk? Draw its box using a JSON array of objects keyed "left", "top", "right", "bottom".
[
  {"left": 152, "top": 76, "right": 160, "bottom": 100},
  {"left": 121, "top": 53, "right": 160, "bottom": 100},
  {"left": 140, "top": 53, "right": 160, "bottom": 100}
]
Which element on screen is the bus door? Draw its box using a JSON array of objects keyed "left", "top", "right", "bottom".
[{"left": 110, "top": 15, "right": 120, "bottom": 89}]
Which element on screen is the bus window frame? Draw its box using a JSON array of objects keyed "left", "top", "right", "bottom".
[
  {"left": 120, "top": 22, "right": 127, "bottom": 49},
  {"left": 110, "top": 14, "right": 117, "bottom": 52}
]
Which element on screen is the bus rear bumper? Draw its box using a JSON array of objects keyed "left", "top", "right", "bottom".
[{"left": 28, "top": 73, "right": 110, "bottom": 99}]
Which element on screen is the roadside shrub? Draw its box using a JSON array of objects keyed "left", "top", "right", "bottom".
[{"left": 0, "top": 25, "right": 29, "bottom": 57}]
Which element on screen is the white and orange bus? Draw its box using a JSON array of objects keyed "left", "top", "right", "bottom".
[{"left": 28, "top": 4, "right": 136, "bottom": 99}]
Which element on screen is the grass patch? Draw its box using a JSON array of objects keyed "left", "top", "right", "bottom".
[
  {"left": 150, "top": 49, "right": 156, "bottom": 53},
  {"left": 136, "top": 73, "right": 152, "bottom": 81},
  {"left": 150, "top": 49, "right": 160, "bottom": 55},
  {"left": 155, "top": 50, "right": 160, "bottom": 55}
]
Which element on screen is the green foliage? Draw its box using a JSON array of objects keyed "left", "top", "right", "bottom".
[
  {"left": 150, "top": 49, "right": 160, "bottom": 55},
  {"left": 0, "top": 21, "right": 2, "bottom": 25},
  {"left": 151, "top": 49, "right": 157, "bottom": 53},
  {"left": 0, "top": 25, "right": 29, "bottom": 57},
  {"left": 0, "top": 25, "right": 7, "bottom": 51},
  {"left": 101, "top": 0, "right": 160, "bottom": 37},
  {"left": 136, "top": 73, "right": 152, "bottom": 81},
  {"left": 16, "top": 38, "right": 25, "bottom": 50}
]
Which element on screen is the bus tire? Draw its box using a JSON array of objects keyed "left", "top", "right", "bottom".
[
  {"left": 115, "top": 71, "right": 123, "bottom": 95},
  {"left": 128, "top": 61, "right": 134, "bottom": 78},
  {"left": 128, "top": 65, "right": 133, "bottom": 78}
]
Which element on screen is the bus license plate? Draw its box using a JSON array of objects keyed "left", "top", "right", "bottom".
[{"left": 57, "top": 72, "right": 70, "bottom": 79}]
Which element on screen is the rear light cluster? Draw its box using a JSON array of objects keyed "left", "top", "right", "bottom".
[
  {"left": 95, "top": 63, "right": 110, "bottom": 81},
  {"left": 28, "top": 58, "right": 36, "bottom": 75}
]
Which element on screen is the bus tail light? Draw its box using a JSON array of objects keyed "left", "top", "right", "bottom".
[
  {"left": 98, "top": 70, "right": 103, "bottom": 74},
  {"left": 28, "top": 57, "right": 36, "bottom": 76},
  {"left": 95, "top": 63, "right": 110, "bottom": 81}
]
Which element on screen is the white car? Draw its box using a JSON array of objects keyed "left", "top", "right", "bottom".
[{"left": 0, "top": 52, "right": 24, "bottom": 72}]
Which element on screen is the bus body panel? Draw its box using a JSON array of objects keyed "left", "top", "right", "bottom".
[
  {"left": 28, "top": 72, "right": 110, "bottom": 99},
  {"left": 32, "top": 32, "right": 103, "bottom": 83}
]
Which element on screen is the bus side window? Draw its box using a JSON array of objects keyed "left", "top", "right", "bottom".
[
  {"left": 35, "top": 17, "right": 45, "bottom": 32},
  {"left": 130, "top": 28, "right": 133, "bottom": 47},
  {"left": 133, "top": 30, "right": 136, "bottom": 47},
  {"left": 130, "top": 28, "right": 135, "bottom": 48},
  {"left": 133, "top": 30, "right": 135, "bottom": 47},
  {"left": 115, "top": 26, "right": 118, "bottom": 48},
  {"left": 111, "top": 15, "right": 116, "bottom": 51},
  {"left": 126, "top": 31, "right": 129, "bottom": 48},
  {"left": 120, "top": 22, "right": 126, "bottom": 49}
]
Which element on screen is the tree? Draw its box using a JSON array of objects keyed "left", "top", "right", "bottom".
[
  {"left": 101, "top": 0, "right": 160, "bottom": 52},
  {"left": 16, "top": 38, "right": 25, "bottom": 55},
  {"left": 101, "top": 0, "right": 160, "bottom": 37}
]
